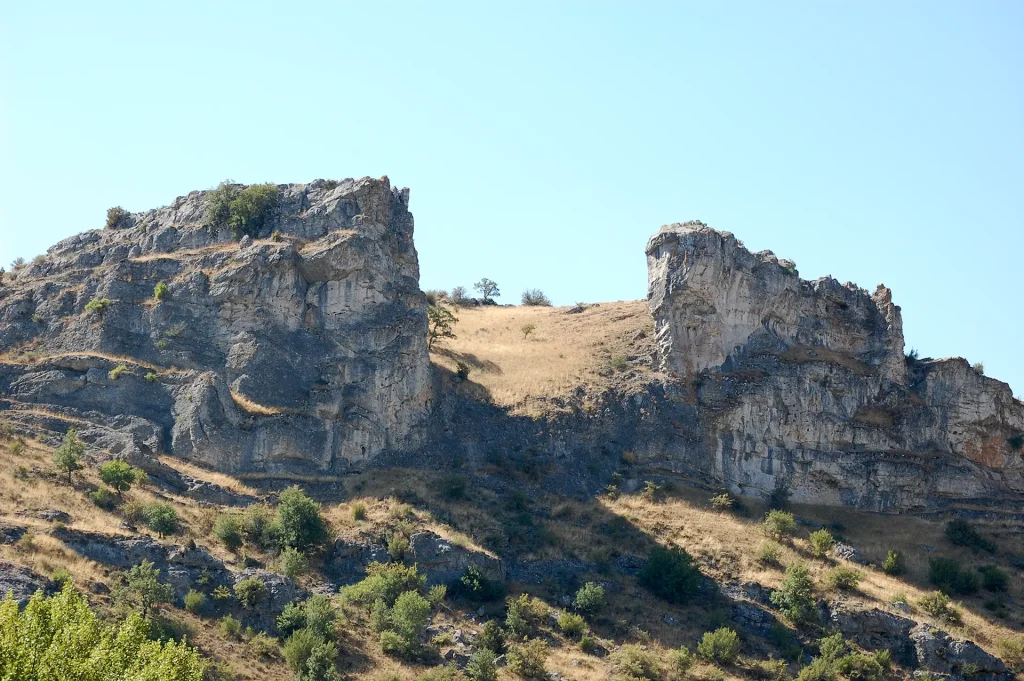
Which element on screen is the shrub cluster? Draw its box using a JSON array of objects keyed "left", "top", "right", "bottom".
[
  {"left": 204, "top": 181, "right": 282, "bottom": 239},
  {"left": 762, "top": 510, "right": 797, "bottom": 540},
  {"left": 771, "top": 563, "right": 816, "bottom": 624},
  {"left": 105, "top": 206, "right": 132, "bottom": 230},
  {"left": 638, "top": 545, "right": 702, "bottom": 604},
  {"left": 521, "top": 289, "right": 551, "bottom": 306},
  {"left": 944, "top": 519, "right": 995, "bottom": 553},
  {"left": 929, "top": 557, "right": 978, "bottom": 595}
]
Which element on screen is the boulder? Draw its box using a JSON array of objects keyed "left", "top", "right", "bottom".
[
  {"left": 0, "top": 560, "right": 52, "bottom": 606},
  {"left": 910, "top": 624, "right": 1011, "bottom": 680}
]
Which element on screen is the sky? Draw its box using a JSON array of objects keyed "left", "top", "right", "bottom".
[{"left": 1, "top": 2, "right": 1022, "bottom": 395}]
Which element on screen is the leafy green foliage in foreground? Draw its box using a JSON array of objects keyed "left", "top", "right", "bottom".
[{"left": 0, "top": 584, "right": 205, "bottom": 680}]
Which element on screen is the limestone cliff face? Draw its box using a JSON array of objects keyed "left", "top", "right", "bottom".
[
  {"left": 0, "top": 177, "right": 431, "bottom": 476},
  {"left": 647, "top": 222, "right": 1024, "bottom": 510}
]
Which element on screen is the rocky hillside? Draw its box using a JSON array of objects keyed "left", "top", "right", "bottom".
[{"left": 0, "top": 178, "right": 431, "bottom": 478}]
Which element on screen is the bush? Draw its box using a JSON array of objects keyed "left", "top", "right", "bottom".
[
  {"left": 220, "top": 614, "right": 242, "bottom": 639},
  {"left": 214, "top": 515, "right": 244, "bottom": 551},
  {"left": 979, "top": 565, "right": 1009, "bottom": 592},
  {"left": 638, "top": 545, "right": 702, "bottom": 604},
  {"left": 302, "top": 594, "right": 336, "bottom": 638},
  {"left": 929, "top": 557, "right": 979, "bottom": 595},
  {"left": 477, "top": 619, "right": 505, "bottom": 654},
  {"left": 382, "top": 590, "right": 431, "bottom": 659},
  {"left": 456, "top": 361, "right": 471, "bottom": 380},
  {"left": 580, "top": 634, "right": 598, "bottom": 655},
  {"left": 247, "top": 631, "right": 279, "bottom": 659},
  {"left": 154, "top": 281, "right": 170, "bottom": 301},
  {"left": 99, "top": 459, "right": 141, "bottom": 497},
  {"left": 144, "top": 372, "right": 158, "bottom": 382},
  {"left": 520, "top": 323, "right": 536, "bottom": 339},
  {"left": 808, "top": 529, "right": 835, "bottom": 558},
  {"left": 53, "top": 428, "right": 84, "bottom": 484},
  {"left": 917, "top": 591, "right": 962, "bottom": 624},
  {"left": 505, "top": 593, "right": 548, "bottom": 638},
  {"left": 341, "top": 561, "right": 426, "bottom": 608},
  {"left": 230, "top": 184, "right": 281, "bottom": 238},
  {"left": 108, "top": 364, "right": 129, "bottom": 381},
  {"left": 506, "top": 638, "right": 548, "bottom": 679},
  {"left": 234, "top": 576, "right": 268, "bottom": 609},
  {"left": 84, "top": 297, "right": 111, "bottom": 315},
  {"left": 388, "top": 533, "right": 410, "bottom": 561},
  {"left": 762, "top": 510, "right": 797, "bottom": 540},
  {"left": 427, "top": 304, "right": 458, "bottom": 349},
  {"left": 997, "top": 636, "right": 1024, "bottom": 673},
  {"left": 771, "top": 564, "right": 816, "bottom": 624},
  {"left": 106, "top": 206, "right": 132, "bottom": 229},
  {"left": 836, "top": 651, "right": 889, "bottom": 681},
  {"left": 882, "top": 550, "right": 905, "bottom": 576},
  {"left": 573, "top": 581, "right": 606, "bottom": 617},
  {"left": 141, "top": 502, "right": 179, "bottom": 538},
  {"left": 441, "top": 474, "right": 468, "bottom": 500},
  {"left": 183, "top": 589, "right": 205, "bottom": 614},
  {"left": 758, "top": 542, "right": 783, "bottom": 567},
  {"left": 351, "top": 502, "right": 367, "bottom": 521},
  {"left": 280, "top": 547, "right": 309, "bottom": 578},
  {"left": 710, "top": 493, "right": 735, "bottom": 511},
  {"left": 698, "top": 627, "right": 741, "bottom": 664},
  {"left": 751, "top": 658, "right": 789, "bottom": 681},
  {"left": 945, "top": 519, "right": 995, "bottom": 554},
  {"left": 241, "top": 503, "right": 282, "bottom": 551},
  {"left": 610, "top": 643, "right": 662, "bottom": 679},
  {"left": 276, "top": 485, "right": 330, "bottom": 551},
  {"left": 277, "top": 602, "right": 307, "bottom": 636},
  {"left": 521, "top": 289, "right": 551, "bottom": 306},
  {"left": 451, "top": 564, "right": 504, "bottom": 602},
  {"left": 557, "top": 612, "right": 587, "bottom": 639},
  {"left": 671, "top": 646, "right": 696, "bottom": 674},
  {"left": 466, "top": 648, "right": 498, "bottom": 681},
  {"left": 89, "top": 486, "right": 117, "bottom": 510},
  {"left": 428, "top": 584, "right": 447, "bottom": 607},
  {"left": 283, "top": 627, "right": 321, "bottom": 672},
  {"left": 823, "top": 566, "right": 861, "bottom": 592}
]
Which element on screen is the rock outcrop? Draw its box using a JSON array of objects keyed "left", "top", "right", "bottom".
[
  {"left": 0, "top": 177, "right": 432, "bottom": 477},
  {"left": 647, "top": 222, "right": 1024, "bottom": 511}
]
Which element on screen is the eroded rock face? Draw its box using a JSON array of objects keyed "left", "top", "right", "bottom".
[
  {"left": 647, "top": 222, "right": 1024, "bottom": 511},
  {"left": 0, "top": 177, "right": 432, "bottom": 476}
]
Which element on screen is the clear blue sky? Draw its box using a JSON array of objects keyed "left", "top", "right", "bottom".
[{"left": 2, "top": 2, "right": 1021, "bottom": 395}]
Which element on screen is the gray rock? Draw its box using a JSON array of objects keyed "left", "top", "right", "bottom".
[
  {"left": 832, "top": 543, "right": 862, "bottom": 563},
  {"left": 828, "top": 605, "right": 916, "bottom": 663},
  {"left": 0, "top": 560, "right": 52, "bottom": 606},
  {"left": 910, "top": 624, "right": 1010, "bottom": 680}
]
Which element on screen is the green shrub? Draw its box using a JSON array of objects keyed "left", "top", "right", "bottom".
[
  {"left": 340, "top": 561, "right": 425, "bottom": 608},
  {"left": 50, "top": 568, "right": 72, "bottom": 588},
  {"left": 0, "top": 585, "right": 204, "bottom": 679},
  {"left": 579, "top": 634, "right": 598, "bottom": 655},
  {"left": 557, "top": 612, "right": 587, "bottom": 639},
  {"left": 242, "top": 503, "right": 282, "bottom": 551},
  {"left": 808, "top": 529, "right": 835, "bottom": 558},
  {"left": 277, "top": 485, "right": 330, "bottom": 551},
  {"left": 882, "top": 550, "right": 905, "bottom": 575},
  {"left": 53, "top": 428, "right": 84, "bottom": 484},
  {"left": 154, "top": 281, "right": 170, "bottom": 301},
  {"left": 141, "top": 502, "right": 179, "bottom": 538},
  {"left": 144, "top": 372, "right": 158, "bottom": 382},
  {"left": 771, "top": 564, "right": 816, "bottom": 624},
  {"left": 441, "top": 474, "right": 468, "bottom": 500},
  {"left": 282, "top": 627, "right": 321, "bottom": 672},
  {"left": 205, "top": 181, "right": 281, "bottom": 239},
  {"left": 836, "top": 651, "right": 889, "bottom": 681},
  {"left": 697, "top": 627, "right": 741, "bottom": 664},
  {"left": 451, "top": 564, "right": 503, "bottom": 602},
  {"left": 302, "top": 594, "right": 336, "bottom": 638},
  {"left": 119, "top": 561, "right": 173, "bottom": 620},
  {"left": 945, "top": 519, "right": 995, "bottom": 554},
  {"left": 99, "top": 459, "right": 141, "bottom": 497},
  {"left": 280, "top": 546, "right": 309, "bottom": 578},
  {"left": 184, "top": 589, "right": 205, "bottom": 614},
  {"left": 106, "top": 206, "right": 132, "bottom": 229},
  {"left": 638, "top": 545, "right": 702, "bottom": 604},
  {"left": 671, "top": 646, "right": 696, "bottom": 674},
  {"left": 466, "top": 648, "right": 498, "bottom": 681},
  {"left": 477, "top": 619, "right": 505, "bottom": 654},
  {"left": 213, "top": 515, "right": 244, "bottom": 551},
  {"left": 610, "top": 643, "right": 662, "bottom": 679},
  {"left": 108, "top": 364, "right": 129, "bottom": 381},
  {"left": 758, "top": 541, "right": 783, "bottom": 567},
  {"left": 428, "top": 584, "right": 447, "bottom": 607},
  {"left": 277, "top": 601, "right": 307, "bottom": 636},
  {"left": 929, "top": 557, "right": 979, "bottom": 595},
  {"left": 762, "top": 510, "right": 797, "bottom": 540},
  {"left": 220, "top": 614, "right": 242, "bottom": 639},
  {"left": 351, "top": 502, "right": 367, "bottom": 521},
  {"left": 751, "top": 658, "right": 789, "bottom": 681},
  {"left": 89, "top": 486, "right": 117, "bottom": 510},
  {"left": 823, "top": 566, "right": 861, "bottom": 591},
  {"left": 506, "top": 638, "right": 549, "bottom": 679},
  {"left": 997, "top": 636, "right": 1024, "bottom": 673},
  {"left": 979, "top": 565, "right": 1009, "bottom": 592},
  {"left": 84, "top": 297, "right": 111, "bottom": 315},
  {"left": 520, "top": 323, "right": 536, "bottom": 339},
  {"left": 917, "top": 591, "right": 962, "bottom": 624},
  {"left": 247, "top": 631, "right": 279, "bottom": 659},
  {"left": 505, "top": 593, "right": 548, "bottom": 638},
  {"left": 521, "top": 289, "right": 551, "bottom": 306},
  {"left": 710, "top": 493, "right": 735, "bottom": 511},
  {"left": 234, "top": 576, "right": 268, "bottom": 609},
  {"left": 573, "top": 581, "right": 606, "bottom": 617},
  {"left": 456, "top": 361, "right": 471, "bottom": 380},
  {"left": 387, "top": 533, "right": 410, "bottom": 561},
  {"left": 381, "top": 590, "right": 431, "bottom": 659}
]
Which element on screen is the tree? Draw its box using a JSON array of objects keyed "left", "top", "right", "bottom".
[
  {"left": 53, "top": 428, "right": 85, "bottom": 484},
  {"left": 142, "top": 502, "right": 179, "bottom": 538},
  {"left": 521, "top": 289, "right": 551, "bottom": 306},
  {"left": 473, "top": 278, "right": 500, "bottom": 303},
  {"left": 277, "top": 485, "right": 330, "bottom": 551},
  {"left": 573, "top": 582, "right": 606, "bottom": 617},
  {"left": 214, "top": 514, "right": 244, "bottom": 551},
  {"left": 771, "top": 563, "right": 816, "bottom": 624},
  {"left": 638, "top": 545, "right": 702, "bottom": 604},
  {"left": 124, "top": 560, "right": 174, "bottom": 618},
  {"left": 427, "top": 304, "right": 458, "bottom": 349},
  {"left": 234, "top": 576, "right": 268, "bottom": 609},
  {"left": 99, "top": 459, "right": 142, "bottom": 497}
]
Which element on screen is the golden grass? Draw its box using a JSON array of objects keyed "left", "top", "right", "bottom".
[
  {"left": 430, "top": 301, "right": 653, "bottom": 415},
  {"left": 130, "top": 243, "right": 241, "bottom": 263},
  {"left": 0, "top": 349, "right": 176, "bottom": 374},
  {"left": 229, "top": 390, "right": 288, "bottom": 416},
  {"left": 155, "top": 455, "right": 261, "bottom": 497}
]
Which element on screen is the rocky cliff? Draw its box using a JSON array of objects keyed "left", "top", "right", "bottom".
[
  {"left": 0, "top": 177, "right": 431, "bottom": 477},
  {"left": 647, "top": 222, "right": 1024, "bottom": 511}
]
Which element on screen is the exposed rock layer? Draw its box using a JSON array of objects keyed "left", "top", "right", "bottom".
[
  {"left": 647, "top": 222, "right": 1024, "bottom": 510},
  {"left": 0, "top": 178, "right": 431, "bottom": 476}
]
